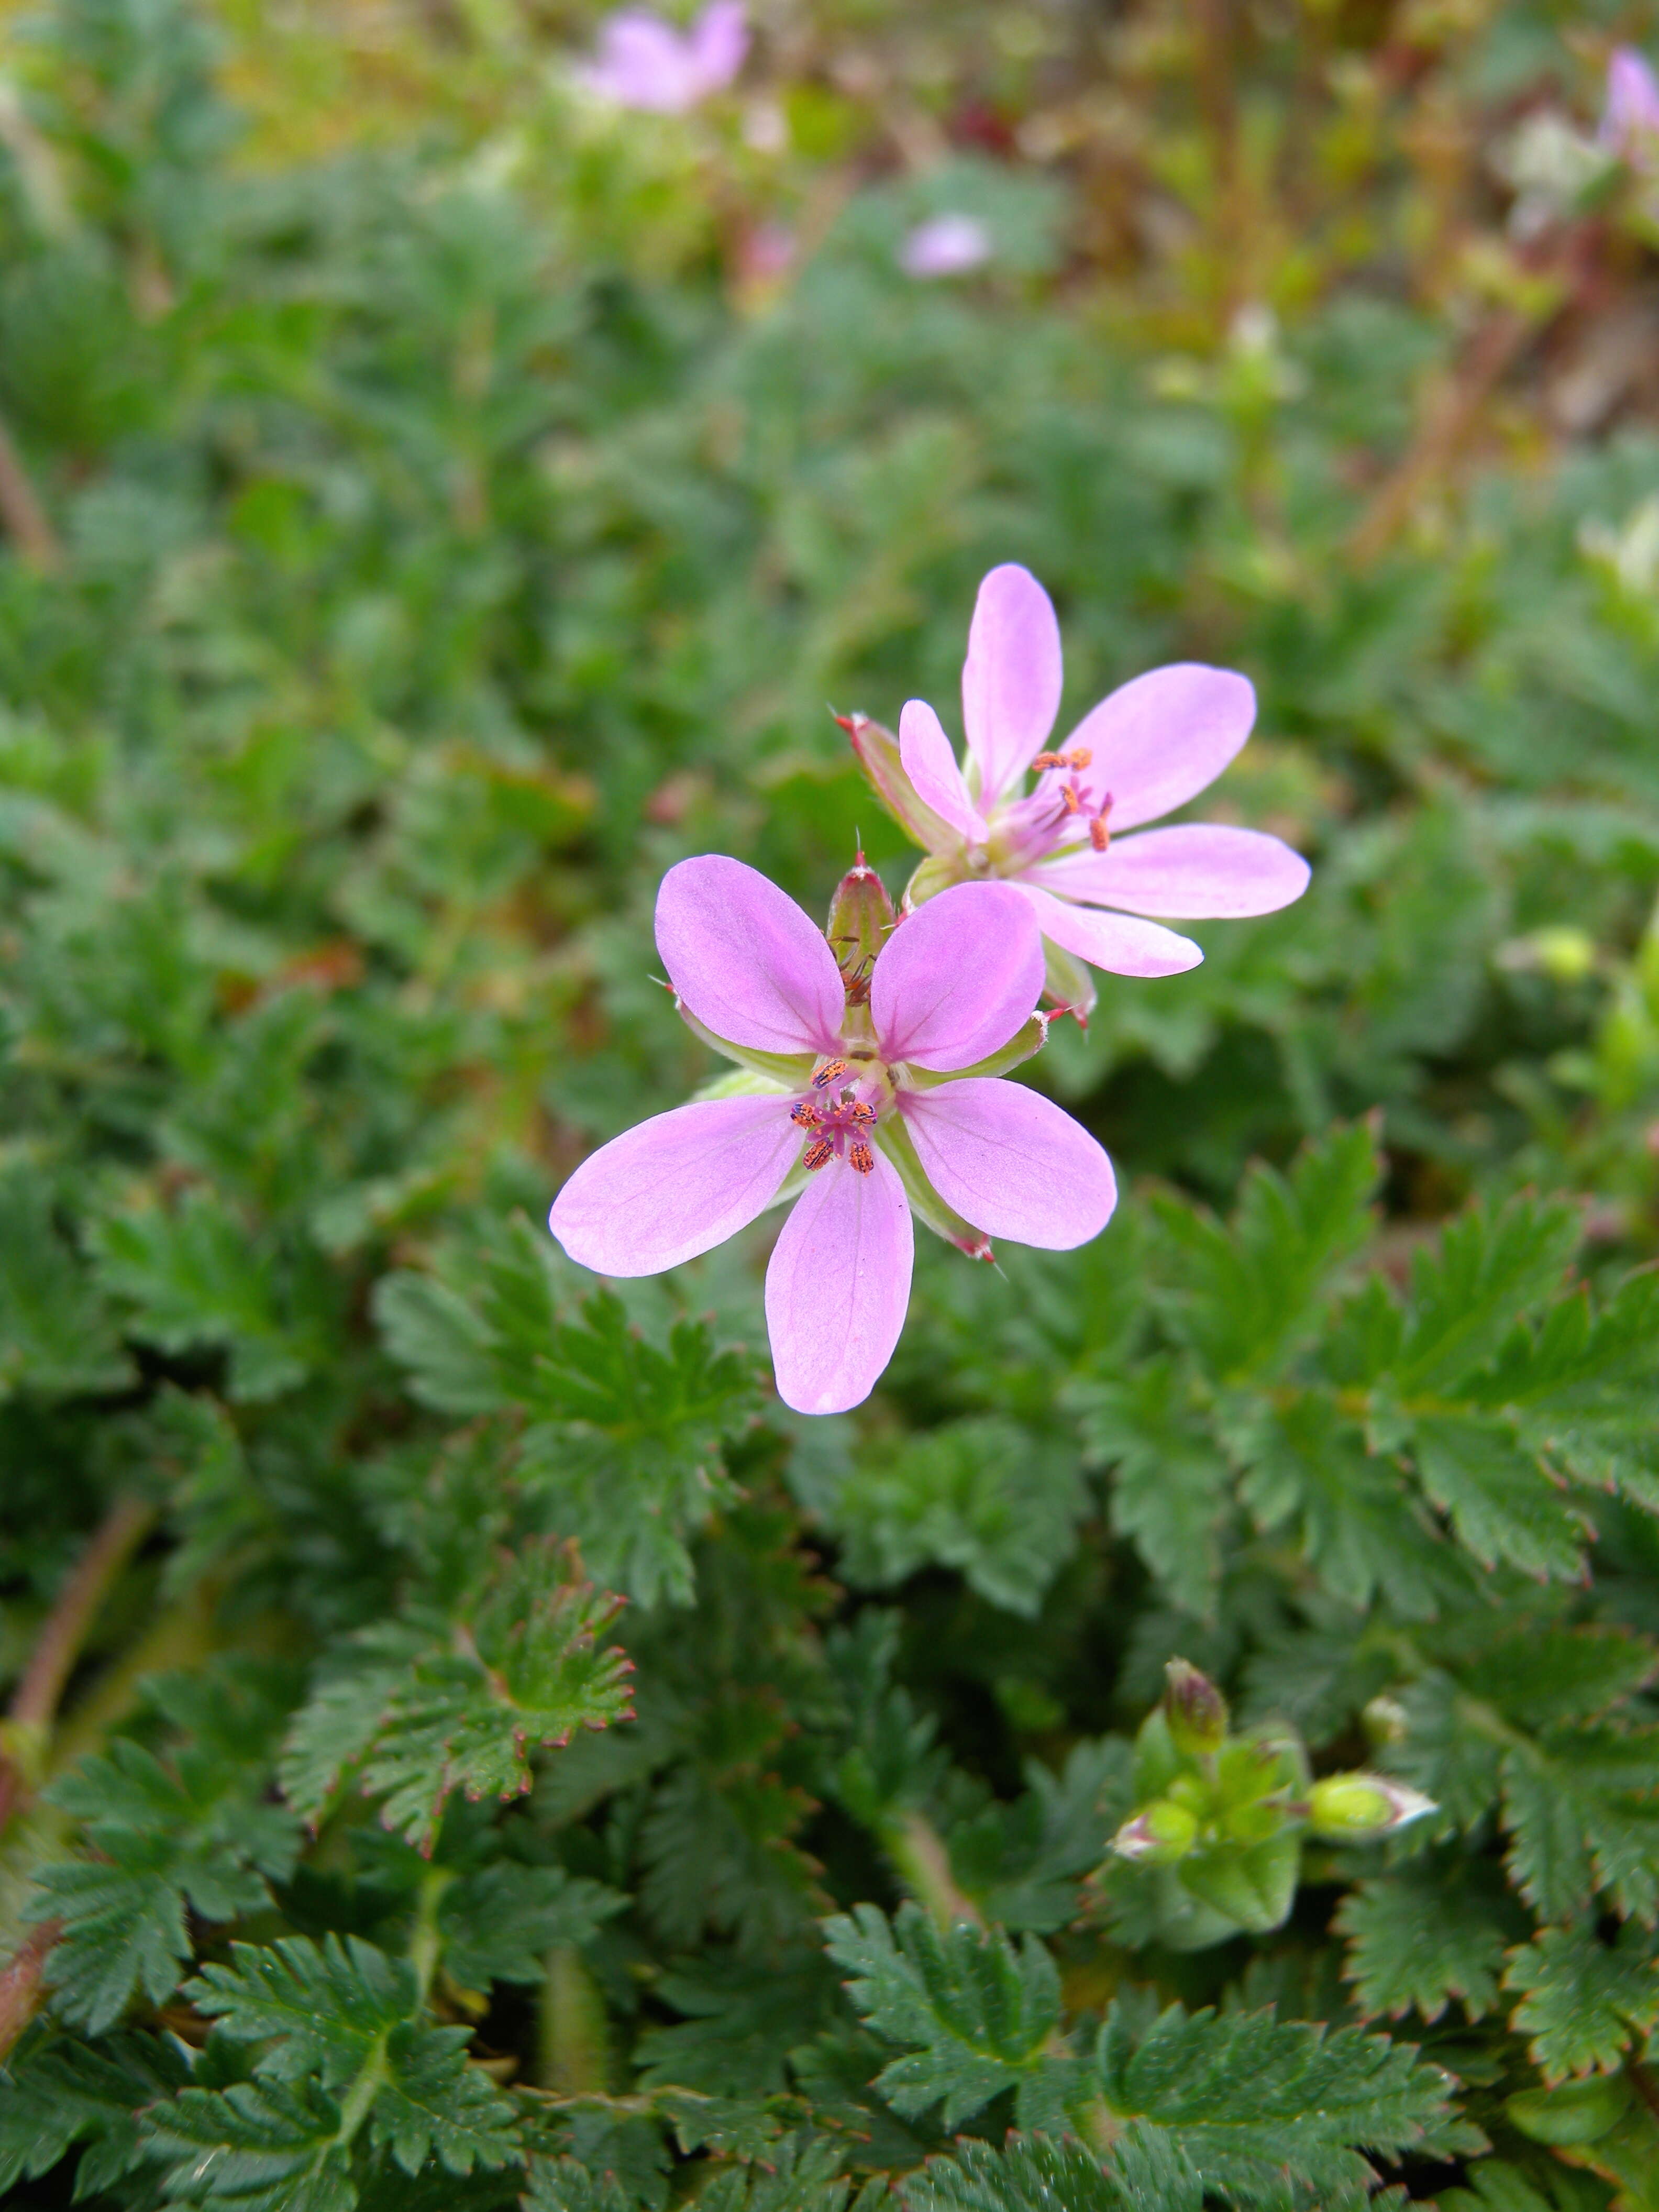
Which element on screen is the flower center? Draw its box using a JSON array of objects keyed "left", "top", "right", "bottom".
[{"left": 791, "top": 1060, "right": 883, "bottom": 1174}]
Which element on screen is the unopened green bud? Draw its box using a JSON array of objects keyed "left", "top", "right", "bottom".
[
  {"left": 1306, "top": 1773, "right": 1436, "bottom": 1841},
  {"left": 825, "top": 854, "right": 894, "bottom": 1004},
  {"left": 1111, "top": 1798, "right": 1200, "bottom": 1866},
  {"left": 1362, "top": 1695, "right": 1409, "bottom": 1748},
  {"left": 1164, "top": 1659, "right": 1229, "bottom": 1756}
]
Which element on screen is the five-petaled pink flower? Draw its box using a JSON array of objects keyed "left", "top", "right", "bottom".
[
  {"left": 1601, "top": 48, "right": 1659, "bottom": 168},
  {"left": 845, "top": 564, "right": 1310, "bottom": 1007},
  {"left": 574, "top": 0, "right": 747, "bottom": 113},
  {"left": 548, "top": 856, "right": 1116, "bottom": 1415}
]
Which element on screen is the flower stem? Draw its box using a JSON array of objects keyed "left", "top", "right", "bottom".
[
  {"left": 884, "top": 1808, "right": 983, "bottom": 1929},
  {"left": 0, "top": 1494, "right": 157, "bottom": 1835},
  {"left": 539, "top": 1943, "right": 610, "bottom": 2093},
  {"left": 0, "top": 1917, "right": 59, "bottom": 2062}
]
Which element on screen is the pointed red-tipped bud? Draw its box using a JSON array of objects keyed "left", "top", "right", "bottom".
[
  {"left": 1305, "top": 1773, "right": 1436, "bottom": 1841},
  {"left": 826, "top": 853, "right": 895, "bottom": 1002},
  {"left": 1111, "top": 1798, "right": 1200, "bottom": 1865},
  {"left": 1164, "top": 1658, "right": 1229, "bottom": 1756}
]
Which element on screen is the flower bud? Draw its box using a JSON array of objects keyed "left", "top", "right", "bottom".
[
  {"left": 1305, "top": 1773, "right": 1436, "bottom": 1841},
  {"left": 1111, "top": 1798, "right": 1200, "bottom": 1865},
  {"left": 825, "top": 855, "right": 894, "bottom": 1000},
  {"left": 1164, "top": 1659, "right": 1229, "bottom": 1756},
  {"left": 1362, "top": 1695, "right": 1409, "bottom": 1748}
]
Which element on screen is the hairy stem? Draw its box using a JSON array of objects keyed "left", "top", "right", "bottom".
[
  {"left": 408, "top": 1865, "right": 454, "bottom": 2003},
  {"left": 539, "top": 1943, "right": 610, "bottom": 2094},
  {"left": 0, "top": 1916, "right": 60, "bottom": 2062},
  {"left": 885, "top": 1808, "right": 984, "bottom": 1929},
  {"left": 0, "top": 1494, "right": 157, "bottom": 1834}
]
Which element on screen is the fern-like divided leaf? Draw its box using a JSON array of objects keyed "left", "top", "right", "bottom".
[
  {"left": 0, "top": 2025, "right": 187, "bottom": 2198},
  {"left": 29, "top": 1667, "right": 302, "bottom": 2032},
  {"left": 1503, "top": 1921, "right": 1659, "bottom": 2082},
  {"left": 823, "top": 1901, "right": 1065, "bottom": 2130},
  {"left": 1086, "top": 1996, "right": 1481, "bottom": 2200},
  {"left": 374, "top": 1219, "right": 761, "bottom": 1606},
  {"left": 149, "top": 1933, "right": 521, "bottom": 2205},
  {"left": 280, "top": 1541, "right": 635, "bottom": 1853},
  {"left": 901, "top": 2128, "right": 1203, "bottom": 2212}
]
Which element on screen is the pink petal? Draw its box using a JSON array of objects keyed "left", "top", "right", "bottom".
[
  {"left": 656, "top": 855, "right": 845, "bottom": 1058},
  {"left": 961, "top": 565, "right": 1063, "bottom": 810},
  {"left": 579, "top": 14, "right": 699, "bottom": 109},
  {"left": 690, "top": 0, "right": 748, "bottom": 87},
  {"left": 549, "top": 1094, "right": 798, "bottom": 1275},
  {"left": 1015, "top": 884, "right": 1202, "bottom": 978},
  {"left": 1030, "top": 824, "right": 1310, "bottom": 920},
  {"left": 871, "top": 881, "right": 1043, "bottom": 1070},
  {"left": 766, "top": 1149, "right": 913, "bottom": 1414},
  {"left": 900, "top": 1078, "right": 1116, "bottom": 1250},
  {"left": 1060, "top": 665, "right": 1255, "bottom": 832},
  {"left": 899, "top": 700, "right": 986, "bottom": 843}
]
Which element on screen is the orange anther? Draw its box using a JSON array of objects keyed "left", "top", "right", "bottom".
[
  {"left": 1032, "top": 751, "right": 1065, "bottom": 772},
  {"left": 848, "top": 1101, "right": 877, "bottom": 1127},
  {"left": 790, "top": 1101, "right": 821, "bottom": 1129},
  {"left": 1067, "top": 747, "right": 1092, "bottom": 769},
  {"left": 848, "top": 1140, "right": 875, "bottom": 1175},
  {"left": 1089, "top": 816, "right": 1110, "bottom": 853},
  {"left": 802, "top": 1138, "right": 834, "bottom": 1171},
  {"left": 1059, "top": 785, "right": 1081, "bottom": 814},
  {"left": 812, "top": 1059, "right": 849, "bottom": 1090}
]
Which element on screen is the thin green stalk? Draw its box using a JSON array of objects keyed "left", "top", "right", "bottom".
[
  {"left": 539, "top": 1944, "right": 611, "bottom": 2094},
  {"left": 884, "top": 1808, "right": 983, "bottom": 1929}
]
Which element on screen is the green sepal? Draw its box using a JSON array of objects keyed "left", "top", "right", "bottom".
[
  {"left": 1176, "top": 1828, "right": 1302, "bottom": 1936},
  {"left": 1041, "top": 938, "right": 1096, "bottom": 1021},
  {"left": 674, "top": 997, "right": 816, "bottom": 1088},
  {"left": 900, "top": 1014, "right": 1052, "bottom": 1089},
  {"left": 1507, "top": 2073, "right": 1632, "bottom": 2147},
  {"left": 875, "top": 1114, "right": 990, "bottom": 1255}
]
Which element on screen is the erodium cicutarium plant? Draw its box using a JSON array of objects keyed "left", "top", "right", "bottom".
[{"left": 548, "top": 855, "right": 1116, "bottom": 1413}]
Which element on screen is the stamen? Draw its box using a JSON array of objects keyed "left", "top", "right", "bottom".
[
  {"left": 812, "top": 1059, "right": 849, "bottom": 1090},
  {"left": 1089, "top": 815, "right": 1110, "bottom": 853},
  {"left": 1032, "top": 750, "right": 1065, "bottom": 772},
  {"left": 1068, "top": 746, "right": 1092, "bottom": 768},
  {"left": 1058, "top": 785, "right": 1081, "bottom": 815},
  {"left": 848, "top": 1100, "right": 877, "bottom": 1127},
  {"left": 848, "top": 1140, "right": 875, "bottom": 1175},
  {"left": 790, "top": 1101, "right": 821, "bottom": 1129},
  {"left": 802, "top": 1138, "right": 834, "bottom": 1171}
]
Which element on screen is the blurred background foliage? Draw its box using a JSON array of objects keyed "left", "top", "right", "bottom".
[{"left": 5, "top": 0, "right": 1659, "bottom": 2204}]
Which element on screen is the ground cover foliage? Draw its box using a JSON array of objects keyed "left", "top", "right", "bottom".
[{"left": 4, "top": 0, "right": 1659, "bottom": 2203}]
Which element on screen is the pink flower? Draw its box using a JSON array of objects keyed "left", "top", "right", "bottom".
[
  {"left": 548, "top": 856, "right": 1116, "bottom": 1415},
  {"left": 899, "top": 214, "right": 992, "bottom": 279},
  {"left": 1601, "top": 48, "right": 1659, "bottom": 167},
  {"left": 845, "top": 564, "right": 1310, "bottom": 1005},
  {"left": 574, "top": 0, "right": 747, "bottom": 114}
]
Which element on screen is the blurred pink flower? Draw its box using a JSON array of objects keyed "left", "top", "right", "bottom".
[
  {"left": 548, "top": 857, "right": 1115, "bottom": 1414},
  {"left": 899, "top": 213, "right": 993, "bottom": 279},
  {"left": 848, "top": 564, "right": 1311, "bottom": 986},
  {"left": 1601, "top": 47, "right": 1659, "bottom": 166},
  {"left": 574, "top": 0, "right": 748, "bottom": 114}
]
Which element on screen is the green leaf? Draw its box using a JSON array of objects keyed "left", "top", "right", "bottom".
[
  {"left": 1088, "top": 1997, "right": 1479, "bottom": 2197},
  {"left": 143, "top": 2076, "right": 357, "bottom": 2211},
  {"left": 822, "top": 1901, "right": 1064, "bottom": 2130},
  {"left": 0, "top": 1166, "right": 131, "bottom": 1400},
  {"left": 1153, "top": 1120, "right": 1381, "bottom": 1381},
  {"left": 368, "top": 2019, "right": 521, "bottom": 2175},
  {"left": 281, "top": 1542, "right": 634, "bottom": 1854},
  {"left": 377, "top": 1224, "right": 761, "bottom": 1606},
  {"left": 901, "top": 2128, "right": 1203, "bottom": 2212},
  {"left": 1336, "top": 1861, "right": 1517, "bottom": 2023},
  {"left": 522, "top": 2159, "right": 637, "bottom": 2212},
  {"left": 1073, "top": 1358, "right": 1231, "bottom": 1617},
  {"left": 1505, "top": 1921, "right": 1659, "bottom": 2082},
  {"left": 800, "top": 1415, "right": 1088, "bottom": 1617},
  {"left": 635, "top": 1949, "right": 838, "bottom": 2095},
  {"left": 0, "top": 2023, "right": 187, "bottom": 2196},
  {"left": 1388, "top": 1198, "right": 1581, "bottom": 1397},
  {"left": 91, "top": 1188, "right": 329, "bottom": 1401},
  {"left": 187, "top": 1936, "right": 416, "bottom": 2087},
  {"left": 32, "top": 1671, "right": 302, "bottom": 2032},
  {"left": 439, "top": 1862, "right": 627, "bottom": 1990}
]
